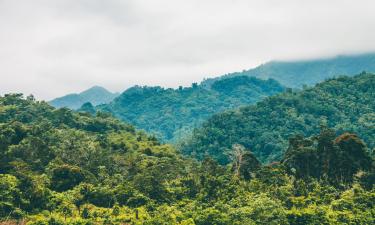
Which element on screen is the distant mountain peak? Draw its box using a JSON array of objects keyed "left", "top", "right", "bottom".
[
  {"left": 201, "top": 52, "right": 375, "bottom": 88},
  {"left": 49, "top": 86, "right": 119, "bottom": 110},
  {"left": 81, "top": 85, "right": 109, "bottom": 93}
]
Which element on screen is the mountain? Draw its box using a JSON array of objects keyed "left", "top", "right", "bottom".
[
  {"left": 181, "top": 73, "right": 375, "bottom": 164},
  {"left": 98, "top": 76, "right": 284, "bottom": 142},
  {"left": 52, "top": 53, "right": 375, "bottom": 137},
  {"left": 1, "top": 93, "right": 374, "bottom": 224},
  {"left": 0, "top": 93, "right": 187, "bottom": 221},
  {"left": 202, "top": 52, "right": 375, "bottom": 88},
  {"left": 49, "top": 86, "right": 119, "bottom": 109}
]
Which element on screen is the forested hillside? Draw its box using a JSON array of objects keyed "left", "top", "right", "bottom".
[
  {"left": 202, "top": 52, "right": 375, "bottom": 88},
  {"left": 98, "top": 76, "right": 284, "bottom": 142},
  {"left": 1, "top": 94, "right": 374, "bottom": 224},
  {"left": 182, "top": 73, "right": 375, "bottom": 164},
  {"left": 49, "top": 86, "right": 119, "bottom": 109}
]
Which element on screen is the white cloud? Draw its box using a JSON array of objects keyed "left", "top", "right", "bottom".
[{"left": 0, "top": 0, "right": 375, "bottom": 100}]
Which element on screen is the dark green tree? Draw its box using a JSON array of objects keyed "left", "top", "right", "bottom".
[{"left": 51, "top": 165, "right": 85, "bottom": 192}]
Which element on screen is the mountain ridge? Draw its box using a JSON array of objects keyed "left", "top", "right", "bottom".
[
  {"left": 97, "top": 76, "right": 285, "bottom": 142},
  {"left": 202, "top": 52, "right": 375, "bottom": 88},
  {"left": 49, "top": 86, "right": 119, "bottom": 109},
  {"left": 181, "top": 72, "right": 375, "bottom": 164}
]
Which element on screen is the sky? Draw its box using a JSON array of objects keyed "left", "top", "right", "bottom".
[{"left": 1, "top": 0, "right": 375, "bottom": 100}]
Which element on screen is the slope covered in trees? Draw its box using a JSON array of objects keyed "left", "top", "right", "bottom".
[
  {"left": 49, "top": 86, "right": 119, "bottom": 109},
  {"left": 1, "top": 94, "right": 374, "bottom": 224},
  {"left": 181, "top": 73, "right": 375, "bottom": 164},
  {"left": 0, "top": 94, "right": 188, "bottom": 223},
  {"left": 202, "top": 52, "right": 375, "bottom": 88},
  {"left": 98, "top": 76, "right": 284, "bottom": 142}
]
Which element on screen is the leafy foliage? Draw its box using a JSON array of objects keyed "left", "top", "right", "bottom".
[
  {"left": 0, "top": 84, "right": 374, "bottom": 224},
  {"left": 98, "top": 76, "right": 284, "bottom": 142},
  {"left": 283, "top": 128, "right": 373, "bottom": 186},
  {"left": 182, "top": 73, "right": 375, "bottom": 164}
]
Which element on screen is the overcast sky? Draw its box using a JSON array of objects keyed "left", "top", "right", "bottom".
[{"left": 1, "top": 0, "right": 375, "bottom": 100}]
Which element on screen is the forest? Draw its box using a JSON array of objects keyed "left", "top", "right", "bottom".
[
  {"left": 181, "top": 73, "right": 375, "bottom": 164},
  {"left": 97, "top": 76, "right": 284, "bottom": 142},
  {"left": 0, "top": 77, "right": 374, "bottom": 224},
  {"left": 49, "top": 53, "right": 375, "bottom": 145},
  {"left": 2, "top": 0, "right": 375, "bottom": 224}
]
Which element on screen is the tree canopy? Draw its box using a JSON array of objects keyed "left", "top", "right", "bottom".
[
  {"left": 181, "top": 73, "right": 375, "bottom": 164},
  {"left": 0, "top": 93, "right": 374, "bottom": 224},
  {"left": 97, "top": 76, "right": 284, "bottom": 142}
]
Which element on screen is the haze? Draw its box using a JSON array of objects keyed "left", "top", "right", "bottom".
[{"left": 1, "top": 0, "right": 375, "bottom": 100}]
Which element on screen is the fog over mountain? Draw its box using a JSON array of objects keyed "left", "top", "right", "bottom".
[
  {"left": 1, "top": 0, "right": 375, "bottom": 100},
  {"left": 1, "top": 1, "right": 375, "bottom": 223}
]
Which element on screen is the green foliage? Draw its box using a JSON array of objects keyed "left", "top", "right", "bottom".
[
  {"left": 50, "top": 165, "right": 85, "bottom": 192},
  {"left": 227, "top": 144, "right": 261, "bottom": 180},
  {"left": 182, "top": 73, "right": 375, "bottom": 164},
  {"left": 99, "top": 76, "right": 284, "bottom": 142},
  {"left": 0, "top": 94, "right": 184, "bottom": 221},
  {"left": 283, "top": 129, "right": 374, "bottom": 186},
  {"left": 77, "top": 102, "right": 96, "bottom": 115},
  {"left": 0, "top": 174, "right": 21, "bottom": 218},
  {"left": 194, "top": 207, "right": 230, "bottom": 225},
  {"left": 0, "top": 91, "right": 374, "bottom": 224}
]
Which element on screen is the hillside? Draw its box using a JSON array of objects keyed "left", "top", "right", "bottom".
[
  {"left": 181, "top": 73, "right": 375, "bottom": 164},
  {"left": 1, "top": 94, "right": 374, "bottom": 224},
  {"left": 49, "top": 86, "right": 119, "bottom": 109},
  {"left": 202, "top": 52, "right": 375, "bottom": 88},
  {"left": 98, "top": 76, "right": 284, "bottom": 142},
  {"left": 0, "top": 93, "right": 189, "bottom": 223}
]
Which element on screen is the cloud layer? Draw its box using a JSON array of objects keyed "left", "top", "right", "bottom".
[{"left": 1, "top": 0, "right": 375, "bottom": 100}]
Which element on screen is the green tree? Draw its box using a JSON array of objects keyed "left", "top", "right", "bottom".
[{"left": 51, "top": 165, "right": 85, "bottom": 192}]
